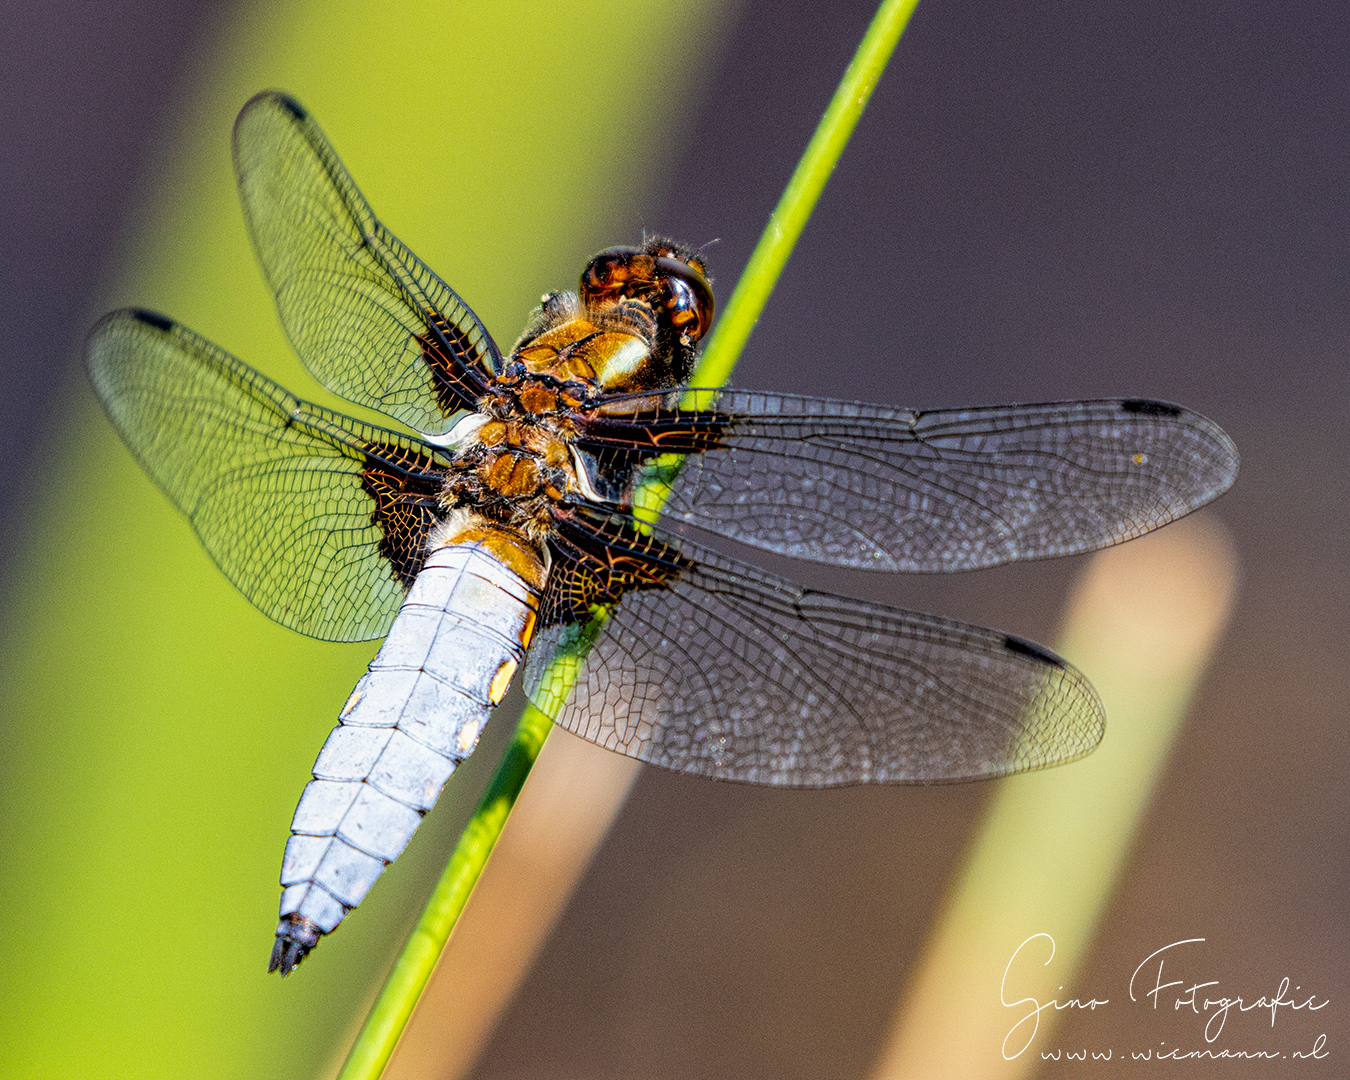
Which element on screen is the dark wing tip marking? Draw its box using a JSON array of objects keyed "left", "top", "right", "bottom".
[
  {"left": 273, "top": 92, "right": 308, "bottom": 121},
  {"left": 241, "top": 88, "right": 308, "bottom": 122},
  {"left": 1002, "top": 633, "right": 1067, "bottom": 669},
  {"left": 86, "top": 308, "right": 176, "bottom": 379},
  {"left": 1120, "top": 398, "right": 1183, "bottom": 417},
  {"left": 127, "top": 308, "right": 175, "bottom": 333}
]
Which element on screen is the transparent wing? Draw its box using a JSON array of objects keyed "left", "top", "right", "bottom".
[
  {"left": 233, "top": 90, "right": 498, "bottom": 433},
  {"left": 86, "top": 309, "right": 446, "bottom": 642},
  {"left": 578, "top": 391, "right": 1240, "bottom": 572},
  {"left": 525, "top": 523, "right": 1103, "bottom": 786}
]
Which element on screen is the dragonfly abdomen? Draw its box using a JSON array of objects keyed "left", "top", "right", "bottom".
[{"left": 269, "top": 531, "right": 544, "bottom": 975}]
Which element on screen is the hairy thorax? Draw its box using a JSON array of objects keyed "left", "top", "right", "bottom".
[
  {"left": 438, "top": 238, "right": 714, "bottom": 547},
  {"left": 438, "top": 303, "right": 642, "bottom": 542}
]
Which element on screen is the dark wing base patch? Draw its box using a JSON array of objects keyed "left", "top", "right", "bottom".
[
  {"left": 418, "top": 311, "right": 494, "bottom": 417},
  {"left": 543, "top": 509, "right": 691, "bottom": 625},
  {"left": 359, "top": 440, "right": 445, "bottom": 587},
  {"left": 86, "top": 309, "right": 447, "bottom": 642},
  {"left": 577, "top": 400, "right": 731, "bottom": 455},
  {"left": 609, "top": 389, "right": 1240, "bottom": 573},
  {"left": 525, "top": 518, "right": 1104, "bottom": 787}
]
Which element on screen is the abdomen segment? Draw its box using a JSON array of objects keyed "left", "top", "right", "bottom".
[{"left": 270, "top": 535, "right": 541, "bottom": 974}]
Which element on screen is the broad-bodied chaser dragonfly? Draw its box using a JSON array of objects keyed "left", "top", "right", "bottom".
[{"left": 86, "top": 92, "right": 1239, "bottom": 975}]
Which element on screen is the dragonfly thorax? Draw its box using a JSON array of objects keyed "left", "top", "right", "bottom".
[
  {"left": 443, "top": 348, "right": 600, "bottom": 542},
  {"left": 444, "top": 255, "right": 710, "bottom": 538}
]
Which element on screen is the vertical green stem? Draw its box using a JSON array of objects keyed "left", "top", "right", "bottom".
[{"left": 338, "top": 2, "right": 920, "bottom": 1076}]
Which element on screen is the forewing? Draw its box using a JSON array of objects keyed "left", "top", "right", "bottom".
[
  {"left": 524, "top": 515, "right": 1103, "bottom": 786},
  {"left": 233, "top": 90, "right": 498, "bottom": 433},
  {"left": 86, "top": 309, "right": 446, "bottom": 642},
  {"left": 577, "top": 391, "right": 1240, "bottom": 572}
]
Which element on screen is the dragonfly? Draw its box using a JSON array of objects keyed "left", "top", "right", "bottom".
[{"left": 86, "top": 91, "right": 1239, "bottom": 976}]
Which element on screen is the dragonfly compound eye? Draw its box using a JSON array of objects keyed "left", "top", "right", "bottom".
[
  {"left": 579, "top": 247, "right": 647, "bottom": 309},
  {"left": 653, "top": 255, "right": 714, "bottom": 345},
  {"left": 580, "top": 247, "right": 715, "bottom": 346}
]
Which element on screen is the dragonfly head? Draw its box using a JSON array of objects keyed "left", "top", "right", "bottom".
[{"left": 579, "top": 238, "right": 714, "bottom": 387}]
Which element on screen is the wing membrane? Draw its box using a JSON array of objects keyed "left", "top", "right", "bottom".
[
  {"left": 233, "top": 90, "right": 498, "bottom": 433},
  {"left": 579, "top": 391, "right": 1240, "bottom": 572},
  {"left": 525, "top": 517, "right": 1104, "bottom": 786},
  {"left": 86, "top": 309, "right": 445, "bottom": 642}
]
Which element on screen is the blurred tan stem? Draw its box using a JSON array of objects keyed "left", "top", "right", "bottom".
[
  {"left": 384, "top": 735, "right": 640, "bottom": 1079},
  {"left": 870, "top": 512, "right": 1238, "bottom": 1079}
]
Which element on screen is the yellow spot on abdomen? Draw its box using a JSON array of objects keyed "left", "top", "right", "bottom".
[{"left": 488, "top": 657, "right": 519, "bottom": 704}]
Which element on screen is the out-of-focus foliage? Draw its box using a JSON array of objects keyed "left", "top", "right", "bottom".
[{"left": 0, "top": 1, "right": 729, "bottom": 1077}]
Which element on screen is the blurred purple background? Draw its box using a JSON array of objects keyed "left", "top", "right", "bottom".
[{"left": 2, "top": 0, "right": 1343, "bottom": 1076}]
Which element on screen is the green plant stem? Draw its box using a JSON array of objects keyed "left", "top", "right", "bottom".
[{"left": 337, "top": 2, "right": 919, "bottom": 1075}]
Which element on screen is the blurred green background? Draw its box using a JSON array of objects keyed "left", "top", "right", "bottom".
[
  {"left": 0, "top": 1, "right": 733, "bottom": 1075},
  {"left": 1, "top": 1, "right": 1344, "bottom": 1078}
]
